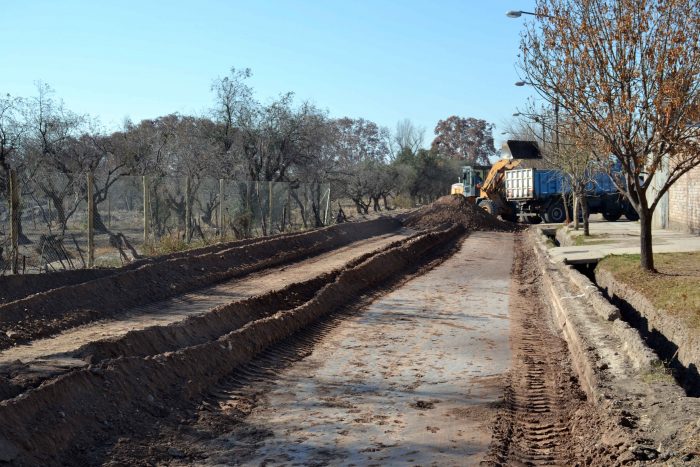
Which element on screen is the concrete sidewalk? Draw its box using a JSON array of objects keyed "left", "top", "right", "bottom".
[{"left": 542, "top": 215, "right": 700, "bottom": 264}]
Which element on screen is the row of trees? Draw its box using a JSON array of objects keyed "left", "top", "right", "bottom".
[
  {"left": 515, "top": 0, "right": 700, "bottom": 271},
  {"left": 1, "top": 70, "right": 497, "bottom": 246}
]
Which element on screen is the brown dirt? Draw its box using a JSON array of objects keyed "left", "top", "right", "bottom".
[
  {"left": 0, "top": 228, "right": 294, "bottom": 304},
  {"left": 0, "top": 224, "right": 464, "bottom": 466},
  {"left": 0, "top": 231, "right": 412, "bottom": 400},
  {"left": 103, "top": 230, "right": 513, "bottom": 466},
  {"left": 400, "top": 195, "right": 519, "bottom": 232},
  {"left": 483, "top": 233, "right": 628, "bottom": 466},
  {"left": 0, "top": 217, "right": 401, "bottom": 349}
]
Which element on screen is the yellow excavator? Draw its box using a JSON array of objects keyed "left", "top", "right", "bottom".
[{"left": 450, "top": 140, "right": 541, "bottom": 222}]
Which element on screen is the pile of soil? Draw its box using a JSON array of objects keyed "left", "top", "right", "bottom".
[{"left": 401, "top": 195, "right": 518, "bottom": 232}]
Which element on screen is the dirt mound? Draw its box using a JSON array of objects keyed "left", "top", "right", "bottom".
[{"left": 401, "top": 195, "right": 517, "bottom": 232}]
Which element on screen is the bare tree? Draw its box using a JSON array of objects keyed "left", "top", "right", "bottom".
[
  {"left": 210, "top": 67, "right": 253, "bottom": 156},
  {"left": 520, "top": 0, "right": 700, "bottom": 271},
  {"left": 394, "top": 118, "right": 425, "bottom": 156},
  {"left": 333, "top": 117, "right": 392, "bottom": 214}
]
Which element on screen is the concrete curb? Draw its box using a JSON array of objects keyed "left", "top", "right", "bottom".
[
  {"left": 532, "top": 229, "right": 665, "bottom": 408},
  {"left": 531, "top": 229, "right": 603, "bottom": 402},
  {"left": 534, "top": 228, "right": 659, "bottom": 372}
]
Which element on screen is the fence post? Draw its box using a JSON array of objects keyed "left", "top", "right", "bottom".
[
  {"left": 185, "top": 176, "right": 191, "bottom": 243},
  {"left": 9, "top": 169, "right": 19, "bottom": 274},
  {"left": 219, "top": 178, "right": 224, "bottom": 237},
  {"left": 143, "top": 175, "right": 150, "bottom": 245},
  {"left": 286, "top": 184, "right": 291, "bottom": 231},
  {"left": 325, "top": 186, "right": 331, "bottom": 225},
  {"left": 269, "top": 182, "right": 273, "bottom": 233},
  {"left": 107, "top": 195, "right": 112, "bottom": 229},
  {"left": 87, "top": 173, "right": 95, "bottom": 268}
]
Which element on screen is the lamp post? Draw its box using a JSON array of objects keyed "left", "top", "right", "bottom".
[{"left": 506, "top": 10, "right": 554, "bottom": 19}]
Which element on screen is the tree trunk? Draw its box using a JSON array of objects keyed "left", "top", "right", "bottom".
[
  {"left": 46, "top": 192, "right": 68, "bottom": 234},
  {"left": 92, "top": 208, "right": 109, "bottom": 233},
  {"left": 581, "top": 196, "right": 590, "bottom": 236},
  {"left": 312, "top": 183, "right": 323, "bottom": 227},
  {"left": 639, "top": 209, "right": 655, "bottom": 271},
  {"left": 353, "top": 200, "right": 362, "bottom": 214},
  {"left": 562, "top": 192, "right": 570, "bottom": 224},
  {"left": 572, "top": 195, "right": 580, "bottom": 230}
]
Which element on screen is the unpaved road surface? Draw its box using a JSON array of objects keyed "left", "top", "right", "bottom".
[{"left": 106, "top": 231, "right": 515, "bottom": 466}]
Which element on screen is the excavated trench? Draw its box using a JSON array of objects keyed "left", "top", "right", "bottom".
[
  {"left": 0, "top": 234, "right": 416, "bottom": 401},
  {"left": 0, "top": 218, "right": 401, "bottom": 349},
  {"left": 0, "top": 223, "right": 465, "bottom": 466},
  {"left": 0, "top": 229, "right": 323, "bottom": 305},
  {"left": 572, "top": 262, "right": 700, "bottom": 397}
]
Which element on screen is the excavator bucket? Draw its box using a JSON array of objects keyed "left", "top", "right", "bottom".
[{"left": 502, "top": 140, "right": 541, "bottom": 160}]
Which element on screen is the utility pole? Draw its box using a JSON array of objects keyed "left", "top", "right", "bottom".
[{"left": 555, "top": 100, "right": 560, "bottom": 154}]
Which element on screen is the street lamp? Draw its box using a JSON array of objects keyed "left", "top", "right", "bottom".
[
  {"left": 506, "top": 10, "right": 554, "bottom": 19},
  {"left": 506, "top": 10, "right": 536, "bottom": 18}
]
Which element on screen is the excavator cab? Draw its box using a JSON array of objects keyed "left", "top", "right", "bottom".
[{"left": 451, "top": 166, "right": 478, "bottom": 197}]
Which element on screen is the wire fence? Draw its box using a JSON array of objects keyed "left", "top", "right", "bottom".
[{"left": 1, "top": 170, "right": 331, "bottom": 274}]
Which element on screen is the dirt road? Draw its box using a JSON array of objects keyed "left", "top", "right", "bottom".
[{"left": 105, "top": 231, "right": 515, "bottom": 466}]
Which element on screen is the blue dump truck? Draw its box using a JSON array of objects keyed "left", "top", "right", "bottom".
[{"left": 504, "top": 168, "right": 639, "bottom": 223}]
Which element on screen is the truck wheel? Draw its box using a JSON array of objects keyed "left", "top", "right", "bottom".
[
  {"left": 624, "top": 207, "right": 639, "bottom": 221},
  {"left": 602, "top": 210, "right": 622, "bottom": 222},
  {"left": 503, "top": 202, "right": 519, "bottom": 222},
  {"left": 545, "top": 202, "right": 566, "bottom": 223},
  {"left": 478, "top": 199, "right": 497, "bottom": 216}
]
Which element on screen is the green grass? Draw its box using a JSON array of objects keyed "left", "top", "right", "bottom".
[
  {"left": 571, "top": 232, "right": 610, "bottom": 246},
  {"left": 597, "top": 252, "right": 700, "bottom": 330}
]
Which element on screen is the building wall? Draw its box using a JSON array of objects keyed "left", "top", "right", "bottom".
[{"left": 668, "top": 165, "right": 700, "bottom": 234}]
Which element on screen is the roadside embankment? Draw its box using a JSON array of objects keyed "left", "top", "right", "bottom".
[
  {"left": 0, "top": 228, "right": 308, "bottom": 304},
  {"left": 532, "top": 227, "right": 700, "bottom": 463},
  {"left": 595, "top": 252, "right": 700, "bottom": 396}
]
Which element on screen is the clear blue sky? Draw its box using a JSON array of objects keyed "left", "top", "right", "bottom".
[{"left": 3, "top": 0, "right": 536, "bottom": 147}]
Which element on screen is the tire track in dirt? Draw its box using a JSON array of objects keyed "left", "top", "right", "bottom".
[
  {"left": 103, "top": 231, "right": 514, "bottom": 466},
  {"left": 483, "top": 233, "right": 610, "bottom": 466}
]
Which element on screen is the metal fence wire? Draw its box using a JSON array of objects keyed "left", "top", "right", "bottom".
[{"left": 2, "top": 170, "right": 331, "bottom": 275}]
